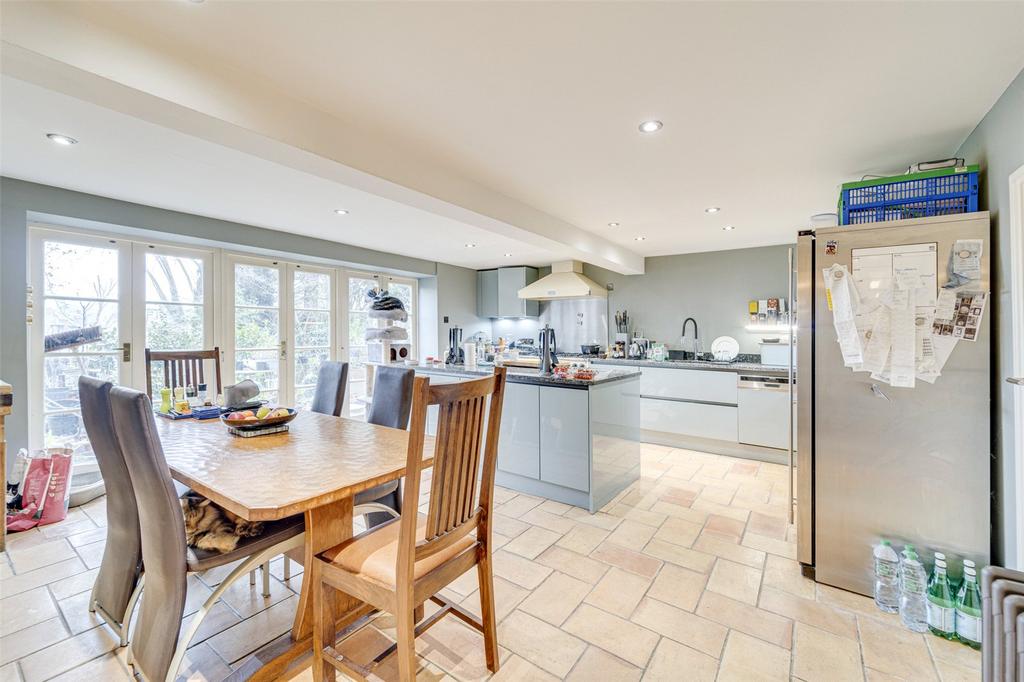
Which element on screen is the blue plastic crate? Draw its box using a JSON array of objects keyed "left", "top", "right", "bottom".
[{"left": 839, "top": 165, "right": 978, "bottom": 225}]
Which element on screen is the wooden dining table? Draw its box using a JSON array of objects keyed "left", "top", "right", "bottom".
[{"left": 156, "top": 410, "right": 434, "bottom": 681}]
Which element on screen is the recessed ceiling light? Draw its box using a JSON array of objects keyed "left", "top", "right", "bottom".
[
  {"left": 608, "top": 222, "right": 620, "bottom": 228},
  {"left": 634, "top": 236, "right": 646, "bottom": 242},
  {"left": 46, "top": 133, "right": 78, "bottom": 146},
  {"left": 638, "top": 120, "right": 663, "bottom": 134},
  {"left": 705, "top": 207, "right": 721, "bottom": 214},
  {"left": 504, "top": 253, "right": 512, "bottom": 258},
  {"left": 723, "top": 225, "right": 736, "bottom": 231},
  {"left": 333, "top": 209, "right": 349, "bottom": 215},
  {"left": 465, "top": 243, "right": 477, "bottom": 248}
]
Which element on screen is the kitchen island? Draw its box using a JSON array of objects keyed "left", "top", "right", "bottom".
[{"left": 386, "top": 363, "right": 641, "bottom": 512}]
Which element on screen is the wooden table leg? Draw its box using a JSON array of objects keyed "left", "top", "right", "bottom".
[{"left": 240, "top": 496, "right": 371, "bottom": 682}]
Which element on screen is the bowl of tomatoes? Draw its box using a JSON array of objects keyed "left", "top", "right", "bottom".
[{"left": 221, "top": 406, "right": 297, "bottom": 430}]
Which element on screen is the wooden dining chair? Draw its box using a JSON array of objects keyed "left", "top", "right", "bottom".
[
  {"left": 311, "top": 367, "right": 507, "bottom": 682},
  {"left": 144, "top": 347, "right": 222, "bottom": 398}
]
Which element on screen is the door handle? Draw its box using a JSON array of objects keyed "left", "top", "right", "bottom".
[
  {"left": 1008, "top": 377, "right": 1024, "bottom": 385},
  {"left": 122, "top": 342, "right": 131, "bottom": 362},
  {"left": 280, "top": 340, "right": 287, "bottom": 360},
  {"left": 870, "top": 383, "right": 890, "bottom": 402}
]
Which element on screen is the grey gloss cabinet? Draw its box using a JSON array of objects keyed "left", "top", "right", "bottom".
[
  {"left": 539, "top": 387, "right": 590, "bottom": 492},
  {"left": 496, "top": 383, "right": 540, "bottom": 479},
  {"left": 477, "top": 267, "right": 539, "bottom": 318},
  {"left": 477, "top": 269, "right": 499, "bottom": 318}
]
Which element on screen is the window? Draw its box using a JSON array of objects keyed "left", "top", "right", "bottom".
[
  {"left": 292, "top": 268, "right": 333, "bottom": 408},
  {"left": 144, "top": 251, "right": 207, "bottom": 392},
  {"left": 232, "top": 261, "right": 283, "bottom": 403}
]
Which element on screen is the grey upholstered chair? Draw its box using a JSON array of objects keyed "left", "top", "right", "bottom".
[
  {"left": 78, "top": 376, "right": 144, "bottom": 647},
  {"left": 310, "top": 361, "right": 349, "bottom": 417},
  {"left": 354, "top": 365, "right": 415, "bottom": 527},
  {"left": 109, "top": 385, "right": 305, "bottom": 682}
]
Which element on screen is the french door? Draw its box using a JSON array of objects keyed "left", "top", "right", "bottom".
[
  {"left": 28, "top": 228, "right": 214, "bottom": 478},
  {"left": 223, "top": 256, "right": 337, "bottom": 409}
]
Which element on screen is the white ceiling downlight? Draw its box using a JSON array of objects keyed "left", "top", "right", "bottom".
[
  {"left": 333, "top": 208, "right": 349, "bottom": 215},
  {"left": 705, "top": 207, "right": 721, "bottom": 214},
  {"left": 46, "top": 133, "right": 78, "bottom": 146},
  {"left": 638, "top": 120, "right": 663, "bottom": 133},
  {"left": 465, "top": 243, "right": 477, "bottom": 248},
  {"left": 504, "top": 253, "right": 512, "bottom": 257},
  {"left": 722, "top": 225, "right": 736, "bottom": 231},
  {"left": 608, "top": 222, "right": 620, "bottom": 228},
  {"left": 634, "top": 236, "right": 646, "bottom": 241}
]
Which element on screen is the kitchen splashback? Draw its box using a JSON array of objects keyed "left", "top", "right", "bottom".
[{"left": 539, "top": 298, "right": 608, "bottom": 352}]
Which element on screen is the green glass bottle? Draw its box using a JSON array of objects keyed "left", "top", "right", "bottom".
[
  {"left": 926, "top": 558, "right": 956, "bottom": 639},
  {"left": 955, "top": 566, "right": 982, "bottom": 649}
]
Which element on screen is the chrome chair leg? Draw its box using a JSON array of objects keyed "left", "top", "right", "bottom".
[
  {"left": 283, "top": 556, "right": 291, "bottom": 581},
  {"left": 261, "top": 562, "right": 270, "bottom": 598}
]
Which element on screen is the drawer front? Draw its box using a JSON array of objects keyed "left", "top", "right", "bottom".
[
  {"left": 737, "top": 388, "right": 789, "bottom": 449},
  {"left": 497, "top": 383, "right": 540, "bottom": 479},
  {"left": 642, "top": 397, "right": 738, "bottom": 442},
  {"left": 539, "top": 386, "right": 590, "bottom": 492},
  {"left": 634, "top": 367, "right": 738, "bottom": 404}
]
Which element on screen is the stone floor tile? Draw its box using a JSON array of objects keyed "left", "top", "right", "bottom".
[
  {"left": 762, "top": 554, "right": 816, "bottom": 600},
  {"left": 695, "top": 591, "right": 793, "bottom": 649},
  {"left": 556, "top": 524, "right": 610, "bottom": 556},
  {"left": 56, "top": 591, "right": 105, "bottom": 636},
  {"left": 562, "top": 508, "right": 622, "bottom": 531},
  {"left": 415, "top": 612, "right": 510, "bottom": 681},
  {"left": 694, "top": 486, "right": 736, "bottom": 507},
  {"left": 630, "top": 597, "right": 727, "bottom": 658},
  {"left": 49, "top": 652, "right": 133, "bottom": 682},
  {"left": 174, "top": 642, "right": 232, "bottom": 682},
  {"left": 499, "top": 610, "right": 586, "bottom": 678},
  {"left": 519, "top": 508, "right": 576, "bottom": 535},
  {"left": 717, "top": 631, "right": 790, "bottom": 682},
  {"left": 0, "top": 663, "right": 20, "bottom": 682},
  {"left": 7, "top": 539, "right": 77, "bottom": 575},
  {"left": 857, "top": 615, "right": 938, "bottom": 680},
  {"left": 605, "top": 504, "right": 668, "bottom": 528},
  {"left": 793, "top": 623, "right": 864, "bottom": 682},
  {"left": 646, "top": 563, "right": 707, "bottom": 612},
  {"left": 503, "top": 526, "right": 563, "bottom": 560},
  {"left": 706, "top": 559, "right": 762, "bottom": 605},
  {"left": 925, "top": 634, "right": 980, "bottom": 671},
  {"left": 642, "top": 539, "right": 715, "bottom": 574},
  {"left": 704, "top": 514, "right": 746, "bottom": 540},
  {"left": 39, "top": 520, "right": 98, "bottom": 543},
  {"left": 659, "top": 487, "right": 698, "bottom": 508},
  {"left": 496, "top": 494, "right": 545, "bottom": 519},
  {"left": 583, "top": 567, "right": 651, "bottom": 618},
  {"left": 206, "top": 596, "right": 297, "bottom": 664},
  {"left": 566, "top": 646, "right": 641, "bottom": 681},
  {"left": 534, "top": 546, "right": 608, "bottom": 585},
  {"left": 491, "top": 514, "right": 531, "bottom": 539},
  {"left": 536, "top": 499, "right": 573, "bottom": 516},
  {"left": 747, "top": 511, "right": 789, "bottom": 540},
  {"left": 72, "top": 541, "right": 105, "bottom": 571},
  {"left": 459, "top": 575, "right": 530, "bottom": 623},
  {"left": 489, "top": 654, "right": 558, "bottom": 681},
  {"left": 0, "top": 588, "right": 59, "bottom": 638},
  {"left": 649, "top": 500, "right": 709, "bottom": 525},
  {"left": 492, "top": 550, "right": 553, "bottom": 590},
  {"left": 650, "top": 517, "right": 702, "bottom": 548},
  {"left": 0, "top": 617, "right": 69, "bottom": 666},
  {"left": 517, "top": 572, "right": 591, "bottom": 626},
  {"left": 605, "top": 520, "right": 657, "bottom": 551},
  {"left": 641, "top": 638, "right": 718, "bottom": 681},
  {"left": 590, "top": 543, "right": 662, "bottom": 579},
  {"left": 742, "top": 531, "right": 797, "bottom": 559},
  {"left": 690, "top": 499, "right": 749, "bottom": 523},
  {"left": 18, "top": 625, "right": 119, "bottom": 682},
  {"left": 932, "top": 658, "right": 980, "bottom": 682},
  {"left": 692, "top": 533, "right": 765, "bottom": 568},
  {"left": 563, "top": 604, "right": 659, "bottom": 668},
  {"left": 759, "top": 587, "right": 858, "bottom": 640}
]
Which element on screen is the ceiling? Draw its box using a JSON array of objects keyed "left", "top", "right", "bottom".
[{"left": 3, "top": 1, "right": 1024, "bottom": 272}]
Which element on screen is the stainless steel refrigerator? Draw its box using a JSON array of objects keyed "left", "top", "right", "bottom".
[{"left": 796, "top": 212, "right": 990, "bottom": 596}]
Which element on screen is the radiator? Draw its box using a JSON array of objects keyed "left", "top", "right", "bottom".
[{"left": 982, "top": 566, "right": 1024, "bottom": 681}]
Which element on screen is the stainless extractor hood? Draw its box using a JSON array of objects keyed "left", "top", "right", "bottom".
[{"left": 517, "top": 260, "right": 607, "bottom": 300}]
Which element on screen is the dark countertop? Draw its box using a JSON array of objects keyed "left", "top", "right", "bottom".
[
  {"left": 395, "top": 363, "right": 643, "bottom": 387},
  {"left": 589, "top": 357, "right": 791, "bottom": 376}
]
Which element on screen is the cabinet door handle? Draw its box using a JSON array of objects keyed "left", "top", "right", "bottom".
[{"left": 1007, "top": 377, "right": 1024, "bottom": 386}]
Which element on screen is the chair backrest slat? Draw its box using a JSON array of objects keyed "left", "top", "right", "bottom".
[{"left": 145, "top": 348, "right": 222, "bottom": 398}]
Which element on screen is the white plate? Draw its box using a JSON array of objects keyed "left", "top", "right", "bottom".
[{"left": 710, "top": 336, "right": 740, "bottom": 361}]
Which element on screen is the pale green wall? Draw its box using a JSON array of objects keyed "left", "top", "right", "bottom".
[{"left": 955, "top": 68, "right": 1024, "bottom": 567}]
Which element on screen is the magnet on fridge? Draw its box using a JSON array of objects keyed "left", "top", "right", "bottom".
[{"left": 825, "top": 240, "right": 838, "bottom": 256}]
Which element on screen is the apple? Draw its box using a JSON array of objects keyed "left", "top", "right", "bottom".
[
  {"left": 256, "top": 406, "right": 272, "bottom": 419},
  {"left": 240, "top": 410, "right": 255, "bottom": 418},
  {"left": 243, "top": 415, "right": 259, "bottom": 421},
  {"left": 271, "top": 408, "right": 290, "bottom": 418},
  {"left": 226, "top": 412, "right": 245, "bottom": 421}
]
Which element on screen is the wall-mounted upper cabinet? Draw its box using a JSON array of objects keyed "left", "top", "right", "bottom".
[{"left": 477, "top": 267, "right": 539, "bottom": 318}]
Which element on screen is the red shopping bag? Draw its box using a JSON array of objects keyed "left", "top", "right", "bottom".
[{"left": 5, "top": 448, "right": 73, "bottom": 532}]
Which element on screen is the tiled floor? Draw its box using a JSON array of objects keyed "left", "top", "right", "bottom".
[{"left": 1, "top": 444, "right": 980, "bottom": 681}]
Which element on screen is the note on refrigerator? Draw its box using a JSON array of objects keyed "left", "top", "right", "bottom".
[
  {"left": 933, "top": 290, "right": 987, "bottom": 343},
  {"left": 823, "top": 264, "right": 863, "bottom": 366},
  {"left": 889, "top": 286, "right": 916, "bottom": 388},
  {"left": 944, "top": 239, "right": 983, "bottom": 288},
  {"left": 860, "top": 308, "right": 891, "bottom": 375},
  {"left": 918, "top": 335, "right": 958, "bottom": 384}
]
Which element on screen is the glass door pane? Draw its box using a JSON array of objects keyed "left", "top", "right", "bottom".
[
  {"left": 144, "top": 251, "right": 206, "bottom": 393},
  {"left": 35, "top": 236, "right": 130, "bottom": 488},
  {"left": 344, "top": 274, "right": 378, "bottom": 418},
  {"left": 385, "top": 277, "right": 416, "bottom": 361},
  {"left": 233, "top": 262, "right": 282, "bottom": 402},
  {"left": 292, "top": 268, "right": 332, "bottom": 409}
]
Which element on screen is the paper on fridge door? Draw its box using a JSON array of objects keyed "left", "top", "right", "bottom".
[
  {"left": 860, "top": 307, "right": 891, "bottom": 375},
  {"left": 944, "top": 239, "right": 983, "bottom": 288},
  {"left": 918, "top": 335, "right": 957, "bottom": 384},
  {"left": 915, "top": 306, "right": 937, "bottom": 374},
  {"left": 889, "top": 286, "right": 916, "bottom": 388},
  {"left": 823, "top": 264, "right": 863, "bottom": 366}
]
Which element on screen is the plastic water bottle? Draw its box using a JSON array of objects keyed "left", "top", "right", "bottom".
[
  {"left": 873, "top": 540, "right": 900, "bottom": 613},
  {"left": 955, "top": 565, "right": 982, "bottom": 649},
  {"left": 899, "top": 545, "right": 928, "bottom": 632},
  {"left": 927, "top": 558, "right": 956, "bottom": 640}
]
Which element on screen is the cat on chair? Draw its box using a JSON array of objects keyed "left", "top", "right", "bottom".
[{"left": 181, "top": 493, "right": 264, "bottom": 553}]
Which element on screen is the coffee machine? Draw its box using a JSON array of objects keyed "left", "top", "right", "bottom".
[{"left": 538, "top": 325, "right": 558, "bottom": 375}]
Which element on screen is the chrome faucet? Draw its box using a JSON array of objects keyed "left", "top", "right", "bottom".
[{"left": 682, "top": 317, "right": 701, "bottom": 360}]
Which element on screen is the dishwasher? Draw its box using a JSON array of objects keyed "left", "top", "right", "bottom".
[{"left": 737, "top": 374, "right": 791, "bottom": 450}]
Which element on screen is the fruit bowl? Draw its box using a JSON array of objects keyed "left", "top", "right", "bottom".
[{"left": 220, "top": 407, "right": 298, "bottom": 430}]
